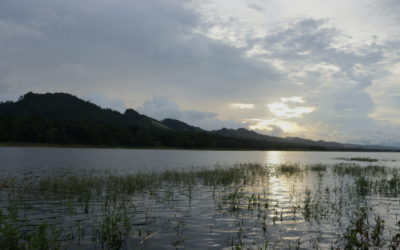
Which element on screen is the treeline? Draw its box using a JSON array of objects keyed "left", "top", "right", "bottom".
[
  {"left": 0, "top": 116, "right": 307, "bottom": 150},
  {"left": 1, "top": 92, "right": 392, "bottom": 151}
]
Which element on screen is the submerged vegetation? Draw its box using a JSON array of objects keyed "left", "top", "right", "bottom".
[{"left": 1, "top": 162, "right": 400, "bottom": 249}]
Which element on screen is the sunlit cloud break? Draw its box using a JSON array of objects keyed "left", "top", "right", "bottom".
[
  {"left": 267, "top": 101, "right": 316, "bottom": 118},
  {"left": 247, "top": 118, "right": 303, "bottom": 134},
  {"left": 230, "top": 103, "right": 255, "bottom": 109},
  {"left": 280, "top": 96, "right": 305, "bottom": 104}
]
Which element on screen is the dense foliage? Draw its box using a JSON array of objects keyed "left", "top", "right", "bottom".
[{"left": 0, "top": 116, "right": 303, "bottom": 149}]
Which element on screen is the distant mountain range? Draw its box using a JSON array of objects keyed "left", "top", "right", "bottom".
[{"left": 0, "top": 92, "right": 397, "bottom": 151}]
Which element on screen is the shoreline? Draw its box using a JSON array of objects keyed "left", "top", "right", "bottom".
[{"left": 0, "top": 142, "right": 398, "bottom": 152}]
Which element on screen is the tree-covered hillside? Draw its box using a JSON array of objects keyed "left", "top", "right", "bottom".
[{"left": 0, "top": 92, "right": 396, "bottom": 151}]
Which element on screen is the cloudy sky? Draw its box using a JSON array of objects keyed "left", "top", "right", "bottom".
[{"left": 1, "top": 0, "right": 400, "bottom": 146}]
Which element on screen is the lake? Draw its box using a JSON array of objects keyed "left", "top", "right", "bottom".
[
  {"left": 1, "top": 147, "right": 399, "bottom": 176},
  {"left": 1, "top": 147, "right": 400, "bottom": 249}
]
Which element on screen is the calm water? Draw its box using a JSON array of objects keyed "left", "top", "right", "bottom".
[
  {"left": 0, "top": 146, "right": 399, "bottom": 176},
  {"left": 1, "top": 147, "right": 400, "bottom": 249}
]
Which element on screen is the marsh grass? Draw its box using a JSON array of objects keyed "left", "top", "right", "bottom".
[
  {"left": 341, "top": 207, "right": 386, "bottom": 249},
  {"left": 333, "top": 163, "right": 386, "bottom": 176},
  {"left": 307, "top": 164, "right": 327, "bottom": 172},
  {"left": 35, "top": 163, "right": 269, "bottom": 199},
  {"left": 0, "top": 211, "right": 61, "bottom": 250},
  {"left": 336, "top": 157, "right": 379, "bottom": 162},
  {"left": 2, "top": 162, "right": 400, "bottom": 249},
  {"left": 276, "top": 163, "right": 302, "bottom": 176}
]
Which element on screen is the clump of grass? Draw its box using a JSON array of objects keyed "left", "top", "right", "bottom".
[
  {"left": 277, "top": 163, "right": 302, "bottom": 176},
  {"left": 333, "top": 163, "right": 386, "bottom": 176},
  {"left": 355, "top": 176, "right": 370, "bottom": 196},
  {"left": 336, "top": 157, "right": 379, "bottom": 162},
  {"left": 97, "top": 210, "right": 130, "bottom": 250},
  {"left": 196, "top": 163, "right": 269, "bottom": 186},
  {"left": 308, "top": 164, "right": 327, "bottom": 172},
  {"left": 302, "top": 188, "right": 311, "bottom": 221},
  {"left": 365, "top": 165, "right": 387, "bottom": 174},
  {"left": 0, "top": 211, "right": 61, "bottom": 250},
  {"left": 221, "top": 187, "right": 244, "bottom": 212},
  {"left": 342, "top": 207, "right": 385, "bottom": 249},
  {"left": 36, "top": 163, "right": 269, "bottom": 198},
  {"left": 374, "top": 174, "right": 400, "bottom": 197}
]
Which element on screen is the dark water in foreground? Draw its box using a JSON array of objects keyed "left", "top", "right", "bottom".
[{"left": 1, "top": 147, "right": 400, "bottom": 249}]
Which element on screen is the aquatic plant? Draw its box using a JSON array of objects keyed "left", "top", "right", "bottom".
[
  {"left": 0, "top": 211, "right": 61, "bottom": 250},
  {"left": 2, "top": 161, "right": 400, "bottom": 249},
  {"left": 276, "top": 163, "right": 302, "bottom": 176},
  {"left": 333, "top": 163, "right": 386, "bottom": 176},
  {"left": 307, "top": 164, "right": 327, "bottom": 172},
  {"left": 342, "top": 207, "right": 385, "bottom": 249},
  {"left": 336, "top": 157, "right": 379, "bottom": 162}
]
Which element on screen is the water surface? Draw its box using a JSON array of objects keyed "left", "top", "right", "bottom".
[
  {"left": 1, "top": 147, "right": 399, "bottom": 176},
  {"left": 1, "top": 147, "right": 400, "bottom": 249}
]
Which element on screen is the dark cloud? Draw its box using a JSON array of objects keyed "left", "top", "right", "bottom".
[
  {"left": 0, "top": 0, "right": 399, "bottom": 145},
  {"left": 0, "top": 0, "right": 283, "bottom": 105}
]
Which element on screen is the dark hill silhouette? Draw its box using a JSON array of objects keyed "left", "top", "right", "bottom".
[
  {"left": 0, "top": 92, "right": 397, "bottom": 151},
  {"left": 0, "top": 92, "right": 167, "bottom": 129},
  {"left": 212, "top": 128, "right": 395, "bottom": 151},
  {"left": 213, "top": 128, "right": 280, "bottom": 141},
  {"left": 161, "top": 118, "right": 203, "bottom": 132}
]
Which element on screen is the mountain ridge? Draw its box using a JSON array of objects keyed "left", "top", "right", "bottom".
[{"left": 0, "top": 92, "right": 397, "bottom": 151}]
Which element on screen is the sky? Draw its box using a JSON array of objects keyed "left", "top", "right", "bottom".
[{"left": 1, "top": 0, "right": 400, "bottom": 146}]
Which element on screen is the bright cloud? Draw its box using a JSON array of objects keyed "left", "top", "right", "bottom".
[
  {"left": 248, "top": 118, "right": 304, "bottom": 134},
  {"left": 230, "top": 103, "right": 255, "bottom": 109},
  {"left": 267, "top": 102, "right": 316, "bottom": 118},
  {"left": 280, "top": 96, "right": 305, "bottom": 103}
]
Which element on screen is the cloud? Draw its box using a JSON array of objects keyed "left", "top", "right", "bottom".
[
  {"left": 83, "top": 93, "right": 126, "bottom": 112},
  {"left": 267, "top": 102, "right": 316, "bottom": 118},
  {"left": 0, "top": 0, "right": 289, "bottom": 118},
  {"left": 0, "top": 20, "right": 43, "bottom": 40},
  {"left": 247, "top": 118, "right": 300, "bottom": 136},
  {"left": 280, "top": 96, "right": 305, "bottom": 103},
  {"left": 230, "top": 103, "right": 255, "bottom": 109},
  {"left": 137, "top": 96, "right": 243, "bottom": 130},
  {"left": 0, "top": 0, "right": 400, "bottom": 146},
  {"left": 240, "top": 17, "right": 400, "bottom": 144}
]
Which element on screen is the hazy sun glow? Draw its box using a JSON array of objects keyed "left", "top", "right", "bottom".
[
  {"left": 248, "top": 118, "right": 304, "bottom": 134},
  {"left": 267, "top": 102, "right": 316, "bottom": 118}
]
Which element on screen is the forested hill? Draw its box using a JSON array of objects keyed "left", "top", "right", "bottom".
[
  {"left": 0, "top": 92, "right": 167, "bottom": 129},
  {"left": 0, "top": 92, "right": 397, "bottom": 151}
]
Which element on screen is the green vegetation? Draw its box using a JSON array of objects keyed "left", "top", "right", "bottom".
[
  {"left": 2, "top": 162, "right": 400, "bottom": 249},
  {"left": 333, "top": 163, "right": 386, "bottom": 176},
  {"left": 276, "top": 163, "right": 302, "bottom": 176},
  {"left": 336, "top": 157, "right": 379, "bottom": 162},
  {"left": 307, "top": 164, "right": 327, "bottom": 172}
]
